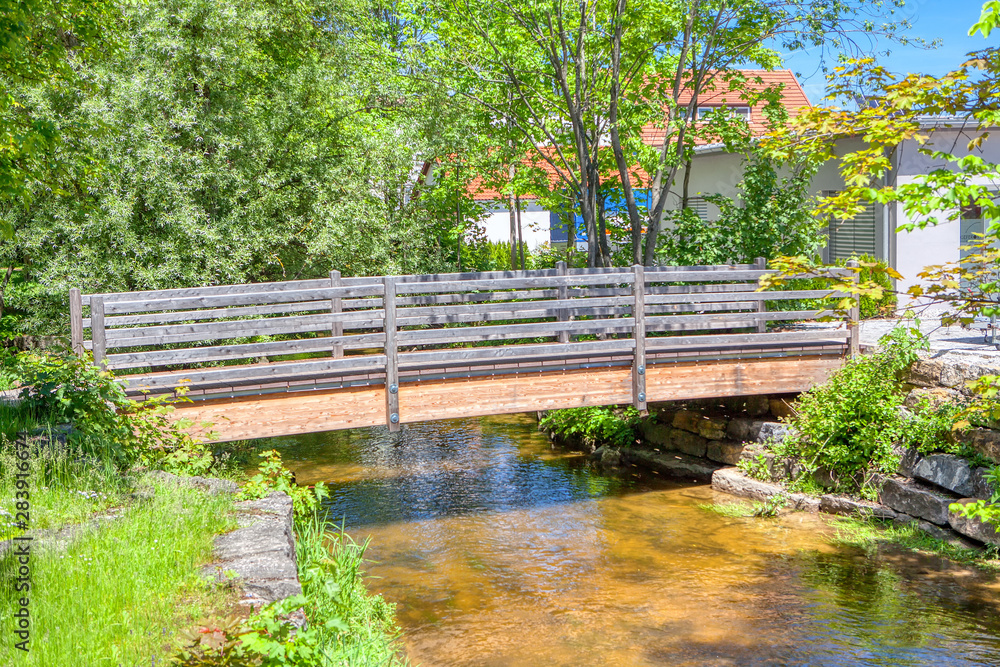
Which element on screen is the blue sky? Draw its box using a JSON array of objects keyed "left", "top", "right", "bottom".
[{"left": 779, "top": 0, "right": 994, "bottom": 103}]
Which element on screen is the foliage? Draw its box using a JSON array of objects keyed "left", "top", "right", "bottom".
[
  {"left": 661, "top": 153, "right": 824, "bottom": 265},
  {"left": 0, "top": 0, "right": 119, "bottom": 233},
  {"left": 854, "top": 254, "right": 898, "bottom": 319},
  {"left": 778, "top": 326, "right": 930, "bottom": 492},
  {"left": 0, "top": 479, "right": 235, "bottom": 666},
  {"left": 173, "top": 514, "right": 402, "bottom": 666},
  {"left": 539, "top": 406, "right": 640, "bottom": 449},
  {"left": 237, "top": 450, "right": 328, "bottom": 517},
  {"left": 752, "top": 492, "right": 788, "bottom": 518},
  {"left": 950, "top": 467, "right": 1000, "bottom": 531},
  {"left": 737, "top": 452, "right": 775, "bottom": 482}
]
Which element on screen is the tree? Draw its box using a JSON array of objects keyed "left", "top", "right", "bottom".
[
  {"left": 406, "top": 0, "right": 918, "bottom": 266},
  {"left": 0, "top": 0, "right": 120, "bottom": 237}
]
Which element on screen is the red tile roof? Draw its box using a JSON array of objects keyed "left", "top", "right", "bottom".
[{"left": 467, "top": 69, "right": 810, "bottom": 201}]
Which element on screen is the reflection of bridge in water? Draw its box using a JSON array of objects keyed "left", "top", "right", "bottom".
[{"left": 69, "top": 262, "right": 857, "bottom": 442}]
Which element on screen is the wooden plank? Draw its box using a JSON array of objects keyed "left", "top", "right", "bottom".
[
  {"left": 398, "top": 339, "right": 633, "bottom": 367},
  {"left": 644, "top": 310, "right": 832, "bottom": 331},
  {"left": 104, "top": 332, "right": 387, "bottom": 370},
  {"left": 556, "top": 260, "right": 570, "bottom": 344},
  {"left": 120, "top": 355, "right": 387, "bottom": 391},
  {"left": 69, "top": 288, "right": 84, "bottom": 356},
  {"left": 644, "top": 330, "right": 848, "bottom": 351},
  {"left": 847, "top": 259, "right": 860, "bottom": 357},
  {"left": 84, "top": 278, "right": 333, "bottom": 304},
  {"left": 102, "top": 284, "right": 384, "bottom": 315},
  {"left": 103, "top": 311, "right": 383, "bottom": 348},
  {"left": 91, "top": 297, "right": 107, "bottom": 369},
  {"left": 330, "top": 271, "right": 344, "bottom": 358},
  {"left": 645, "top": 355, "right": 842, "bottom": 402},
  {"left": 396, "top": 316, "right": 636, "bottom": 346},
  {"left": 632, "top": 265, "right": 646, "bottom": 411},
  {"left": 163, "top": 384, "right": 386, "bottom": 442},
  {"left": 384, "top": 276, "right": 399, "bottom": 432},
  {"left": 395, "top": 272, "right": 635, "bottom": 294},
  {"left": 643, "top": 288, "right": 847, "bottom": 305},
  {"left": 754, "top": 257, "right": 767, "bottom": 334}
]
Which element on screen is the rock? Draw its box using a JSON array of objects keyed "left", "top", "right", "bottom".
[
  {"left": 939, "top": 362, "right": 966, "bottom": 389},
  {"left": 706, "top": 441, "right": 745, "bottom": 465},
  {"left": 744, "top": 395, "right": 771, "bottom": 417},
  {"left": 697, "top": 417, "right": 728, "bottom": 441},
  {"left": 912, "top": 454, "right": 974, "bottom": 496},
  {"left": 671, "top": 410, "right": 702, "bottom": 435},
  {"left": 639, "top": 422, "right": 675, "bottom": 449},
  {"left": 972, "top": 468, "right": 996, "bottom": 501},
  {"left": 756, "top": 422, "right": 794, "bottom": 444},
  {"left": 669, "top": 428, "right": 708, "bottom": 458},
  {"left": 600, "top": 447, "right": 622, "bottom": 467},
  {"left": 145, "top": 470, "right": 238, "bottom": 496},
  {"left": 623, "top": 450, "right": 722, "bottom": 482},
  {"left": 203, "top": 492, "right": 302, "bottom": 608},
  {"left": 819, "top": 494, "right": 897, "bottom": 520},
  {"left": 710, "top": 468, "right": 819, "bottom": 512},
  {"left": 948, "top": 499, "right": 1000, "bottom": 546},
  {"left": 726, "top": 418, "right": 764, "bottom": 442},
  {"left": 768, "top": 398, "right": 796, "bottom": 420},
  {"left": 904, "top": 387, "right": 959, "bottom": 410},
  {"left": 811, "top": 467, "right": 839, "bottom": 490},
  {"left": 960, "top": 428, "right": 1000, "bottom": 464},
  {"left": 893, "top": 445, "right": 922, "bottom": 478},
  {"left": 907, "top": 359, "right": 942, "bottom": 388},
  {"left": 916, "top": 520, "right": 955, "bottom": 542},
  {"left": 878, "top": 477, "right": 956, "bottom": 526}
]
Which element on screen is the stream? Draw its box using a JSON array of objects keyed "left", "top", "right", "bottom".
[{"left": 260, "top": 414, "right": 1000, "bottom": 666}]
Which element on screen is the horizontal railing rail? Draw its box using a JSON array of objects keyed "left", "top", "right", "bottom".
[{"left": 69, "top": 260, "right": 858, "bottom": 430}]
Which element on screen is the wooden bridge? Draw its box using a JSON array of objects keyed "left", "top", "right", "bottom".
[{"left": 68, "top": 262, "right": 858, "bottom": 442}]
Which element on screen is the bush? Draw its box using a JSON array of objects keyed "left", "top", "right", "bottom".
[
  {"left": 855, "top": 254, "right": 897, "bottom": 319},
  {"left": 237, "top": 450, "right": 328, "bottom": 517},
  {"left": 539, "top": 406, "right": 640, "bottom": 449}
]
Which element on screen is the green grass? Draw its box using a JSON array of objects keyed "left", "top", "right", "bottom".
[
  {"left": 294, "top": 514, "right": 406, "bottom": 665},
  {"left": 698, "top": 501, "right": 758, "bottom": 518},
  {"left": 830, "top": 516, "right": 1000, "bottom": 570},
  {"left": 0, "top": 478, "right": 235, "bottom": 666}
]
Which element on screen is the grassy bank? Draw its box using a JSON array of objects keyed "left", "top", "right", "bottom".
[{"left": 0, "top": 478, "right": 235, "bottom": 665}]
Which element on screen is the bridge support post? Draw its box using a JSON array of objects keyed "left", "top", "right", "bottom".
[
  {"left": 90, "top": 296, "right": 107, "bottom": 370},
  {"left": 330, "top": 270, "right": 344, "bottom": 358},
  {"left": 69, "top": 288, "right": 84, "bottom": 356},
  {"left": 383, "top": 276, "right": 400, "bottom": 432},
  {"left": 632, "top": 264, "right": 646, "bottom": 412},
  {"left": 754, "top": 257, "right": 767, "bottom": 333},
  {"left": 556, "top": 260, "right": 570, "bottom": 343},
  {"left": 846, "top": 259, "right": 861, "bottom": 357}
]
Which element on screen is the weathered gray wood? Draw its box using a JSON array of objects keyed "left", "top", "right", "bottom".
[
  {"left": 395, "top": 272, "right": 635, "bottom": 294},
  {"left": 397, "top": 317, "right": 637, "bottom": 346},
  {"left": 102, "top": 284, "right": 384, "bottom": 315},
  {"left": 847, "top": 259, "right": 861, "bottom": 356},
  {"left": 384, "top": 276, "right": 399, "bottom": 432},
  {"left": 103, "top": 332, "right": 387, "bottom": 370},
  {"left": 632, "top": 265, "right": 646, "bottom": 411},
  {"left": 120, "top": 355, "right": 387, "bottom": 390},
  {"left": 645, "top": 330, "right": 848, "bottom": 351},
  {"left": 103, "top": 311, "right": 383, "bottom": 348},
  {"left": 84, "top": 278, "right": 335, "bottom": 304},
  {"left": 69, "top": 288, "right": 84, "bottom": 356},
  {"left": 90, "top": 297, "right": 107, "bottom": 369},
  {"left": 90, "top": 299, "right": 377, "bottom": 328},
  {"left": 754, "top": 257, "right": 767, "bottom": 334},
  {"left": 398, "top": 338, "right": 633, "bottom": 367},
  {"left": 556, "top": 261, "right": 570, "bottom": 344},
  {"left": 330, "top": 271, "right": 344, "bottom": 358},
  {"left": 643, "top": 288, "right": 846, "bottom": 305},
  {"left": 645, "top": 310, "right": 833, "bottom": 332}
]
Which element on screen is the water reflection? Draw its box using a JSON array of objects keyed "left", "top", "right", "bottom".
[{"left": 260, "top": 414, "right": 1000, "bottom": 666}]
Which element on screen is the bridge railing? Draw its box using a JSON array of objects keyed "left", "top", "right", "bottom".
[{"left": 69, "top": 261, "right": 855, "bottom": 429}]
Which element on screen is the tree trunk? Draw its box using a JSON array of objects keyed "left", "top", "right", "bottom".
[
  {"left": 509, "top": 163, "right": 518, "bottom": 270},
  {"left": 515, "top": 194, "right": 526, "bottom": 270}
]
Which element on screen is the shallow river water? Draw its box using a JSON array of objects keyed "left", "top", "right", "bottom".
[{"left": 264, "top": 414, "right": 1000, "bottom": 666}]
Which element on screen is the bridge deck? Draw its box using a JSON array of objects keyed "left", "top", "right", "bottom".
[{"left": 70, "top": 262, "right": 858, "bottom": 442}]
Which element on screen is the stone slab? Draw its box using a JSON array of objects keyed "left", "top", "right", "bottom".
[
  {"left": 819, "top": 494, "right": 898, "bottom": 520},
  {"left": 878, "top": 477, "right": 956, "bottom": 526},
  {"left": 912, "top": 454, "right": 974, "bottom": 497},
  {"left": 706, "top": 441, "right": 745, "bottom": 465},
  {"left": 710, "top": 467, "right": 818, "bottom": 512},
  {"left": 624, "top": 449, "right": 721, "bottom": 482},
  {"left": 948, "top": 499, "right": 1000, "bottom": 546}
]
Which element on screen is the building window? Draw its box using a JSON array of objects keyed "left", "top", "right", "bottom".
[
  {"left": 695, "top": 106, "right": 751, "bottom": 121},
  {"left": 687, "top": 197, "right": 709, "bottom": 219},
  {"left": 824, "top": 190, "right": 877, "bottom": 261}
]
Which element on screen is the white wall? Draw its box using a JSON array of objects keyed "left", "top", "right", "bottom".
[{"left": 479, "top": 200, "right": 551, "bottom": 249}]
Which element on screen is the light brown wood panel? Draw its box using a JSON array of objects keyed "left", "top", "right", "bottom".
[
  {"left": 167, "top": 385, "right": 385, "bottom": 442},
  {"left": 645, "top": 355, "right": 842, "bottom": 401}
]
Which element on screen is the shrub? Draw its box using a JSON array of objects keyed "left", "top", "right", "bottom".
[
  {"left": 539, "top": 406, "right": 640, "bottom": 449},
  {"left": 237, "top": 450, "right": 328, "bottom": 516},
  {"left": 855, "top": 254, "right": 897, "bottom": 319}
]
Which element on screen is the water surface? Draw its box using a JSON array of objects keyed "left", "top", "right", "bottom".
[{"left": 263, "top": 414, "right": 1000, "bottom": 666}]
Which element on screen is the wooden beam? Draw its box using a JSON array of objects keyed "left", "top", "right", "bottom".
[
  {"left": 383, "top": 276, "right": 399, "bottom": 432},
  {"left": 330, "top": 270, "right": 343, "bottom": 358},
  {"left": 632, "top": 264, "right": 646, "bottom": 411},
  {"left": 90, "top": 296, "right": 106, "bottom": 369},
  {"left": 69, "top": 288, "right": 84, "bottom": 356},
  {"left": 165, "top": 355, "right": 844, "bottom": 442}
]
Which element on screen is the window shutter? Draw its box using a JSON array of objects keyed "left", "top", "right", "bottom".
[{"left": 825, "top": 191, "right": 877, "bottom": 260}]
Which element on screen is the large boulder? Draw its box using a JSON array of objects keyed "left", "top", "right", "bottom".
[
  {"left": 726, "top": 418, "right": 764, "bottom": 442},
  {"left": 671, "top": 410, "right": 702, "bottom": 435},
  {"left": 706, "top": 441, "right": 745, "bottom": 465},
  {"left": 893, "top": 446, "right": 923, "bottom": 478},
  {"left": 907, "top": 359, "right": 943, "bottom": 388},
  {"left": 640, "top": 421, "right": 676, "bottom": 449},
  {"left": 623, "top": 449, "right": 720, "bottom": 482},
  {"left": 671, "top": 428, "right": 708, "bottom": 457},
  {"left": 912, "top": 454, "right": 975, "bottom": 496},
  {"left": 756, "top": 421, "right": 794, "bottom": 444},
  {"left": 948, "top": 499, "right": 1000, "bottom": 546},
  {"left": 972, "top": 467, "right": 997, "bottom": 501},
  {"left": 878, "top": 477, "right": 956, "bottom": 526},
  {"left": 960, "top": 428, "right": 1000, "bottom": 464},
  {"left": 903, "top": 387, "right": 960, "bottom": 411},
  {"left": 819, "top": 494, "right": 897, "bottom": 520},
  {"left": 697, "top": 417, "right": 729, "bottom": 441}
]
